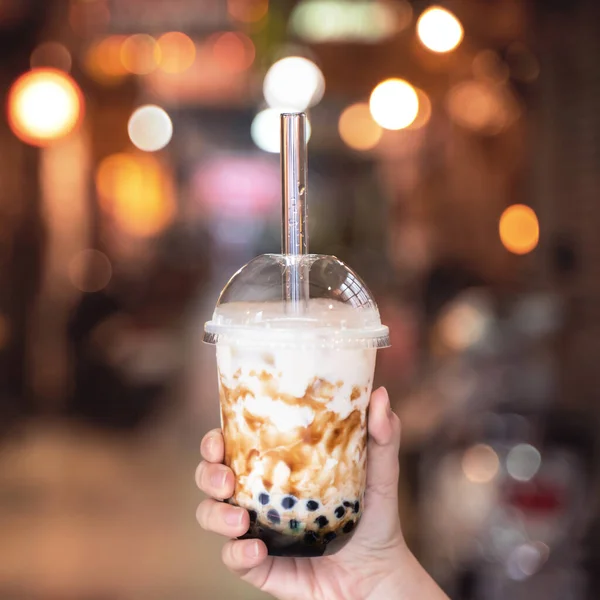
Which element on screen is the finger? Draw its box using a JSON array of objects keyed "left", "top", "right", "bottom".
[
  {"left": 221, "top": 538, "right": 271, "bottom": 580},
  {"left": 200, "top": 428, "right": 224, "bottom": 464},
  {"left": 195, "top": 461, "right": 235, "bottom": 500},
  {"left": 196, "top": 498, "right": 250, "bottom": 538},
  {"left": 356, "top": 387, "right": 403, "bottom": 547}
]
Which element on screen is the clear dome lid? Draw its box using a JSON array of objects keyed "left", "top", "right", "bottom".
[{"left": 203, "top": 254, "right": 390, "bottom": 349}]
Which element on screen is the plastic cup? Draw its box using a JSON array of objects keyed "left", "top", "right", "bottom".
[{"left": 204, "top": 253, "right": 389, "bottom": 556}]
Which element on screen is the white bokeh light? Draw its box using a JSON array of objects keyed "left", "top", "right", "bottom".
[
  {"left": 251, "top": 108, "right": 312, "bottom": 153},
  {"left": 507, "top": 444, "right": 542, "bottom": 482},
  {"left": 263, "top": 56, "right": 325, "bottom": 111},
  {"left": 417, "top": 6, "right": 464, "bottom": 53},
  {"left": 369, "top": 78, "right": 419, "bottom": 130},
  {"left": 127, "top": 105, "right": 173, "bottom": 152}
]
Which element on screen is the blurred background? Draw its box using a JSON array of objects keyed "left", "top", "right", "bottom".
[{"left": 0, "top": 0, "right": 599, "bottom": 598}]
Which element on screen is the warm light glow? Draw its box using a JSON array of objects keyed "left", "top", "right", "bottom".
[
  {"left": 227, "top": 0, "right": 269, "bottom": 23},
  {"left": 84, "top": 36, "right": 129, "bottom": 85},
  {"left": 251, "top": 108, "right": 312, "bottom": 153},
  {"left": 8, "top": 69, "right": 83, "bottom": 146},
  {"left": 407, "top": 88, "right": 432, "bottom": 130},
  {"left": 499, "top": 205, "right": 539, "bottom": 255},
  {"left": 439, "top": 294, "right": 491, "bottom": 351},
  {"left": 96, "top": 153, "right": 176, "bottom": 237},
  {"left": 417, "top": 6, "right": 463, "bottom": 53},
  {"left": 338, "top": 103, "right": 383, "bottom": 151},
  {"left": 128, "top": 105, "right": 173, "bottom": 152},
  {"left": 30, "top": 42, "right": 72, "bottom": 72},
  {"left": 472, "top": 50, "right": 509, "bottom": 84},
  {"left": 263, "top": 56, "right": 325, "bottom": 111},
  {"left": 462, "top": 444, "right": 500, "bottom": 483},
  {"left": 156, "top": 32, "right": 196, "bottom": 74},
  {"left": 120, "top": 34, "right": 161, "bottom": 75},
  {"left": 369, "top": 78, "right": 418, "bottom": 130},
  {"left": 68, "top": 249, "right": 112, "bottom": 293},
  {"left": 211, "top": 31, "right": 256, "bottom": 73}
]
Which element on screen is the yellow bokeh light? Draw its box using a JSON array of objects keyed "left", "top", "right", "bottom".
[
  {"left": 8, "top": 68, "right": 83, "bottom": 146},
  {"left": 417, "top": 6, "right": 464, "bottom": 53},
  {"left": 462, "top": 444, "right": 499, "bottom": 483},
  {"left": 120, "top": 34, "right": 160, "bottom": 75},
  {"left": 84, "top": 36, "right": 129, "bottom": 85},
  {"left": 369, "top": 78, "right": 419, "bottom": 130},
  {"left": 157, "top": 32, "right": 196, "bottom": 74},
  {"left": 499, "top": 204, "right": 539, "bottom": 255},
  {"left": 96, "top": 153, "right": 175, "bottom": 237},
  {"left": 338, "top": 102, "right": 383, "bottom": 151},
  {"left": 228, "top": 0, "right": 268, "bottom": 23},
  {"left": 30, "top": 42, "right": 72, "bottom": 72},
  {"left": 407, "top": 88, "right": 432, "bottom": 130}
]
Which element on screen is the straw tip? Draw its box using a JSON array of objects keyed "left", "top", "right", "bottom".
[{"left": 281, "top": 112, "right": 306, "bottom": 118}]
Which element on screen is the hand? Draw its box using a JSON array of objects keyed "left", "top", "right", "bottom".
[{"left": 195, "top": 387, "right": 447, "bottom": 600}]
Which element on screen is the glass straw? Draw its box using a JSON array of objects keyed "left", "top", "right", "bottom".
[{"left": 281, "top": 112, "right": 309, "bottom": 312}]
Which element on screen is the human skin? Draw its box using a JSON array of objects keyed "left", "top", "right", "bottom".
[{"left": 195, "top": 387, "right": 449, "bottom": 600}]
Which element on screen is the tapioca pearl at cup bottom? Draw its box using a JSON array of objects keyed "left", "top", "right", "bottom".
[
  {"left": 354, "top": 501, "right": 360, "bottom": 513},
  {"left": 304, "top": 531, "right": 318, "bottom": 545},
  {"left": 335, "top": 505, "right": 346, "bottom": 519},
  {"left": 281, "top": 496, "right": 297, "bottom": 510},
  {"left": 343, "top": 520, "right": 356, "bottom": 534},
  {"left": 289, "top": 519, "right": 300, "bottom": 531},
  {"left": 324, "top": 532, "right": 337, "bottom": 543},
  {"left": 306, "top": 500, "right": 319, "bottom": 511},
  {"left": 259, "top": 493, "right": 270, "bottom": 505},
  {"left": 343, "top": 501, "right": 353, "bottom": 508},
  {"left": 248, "top": 509, "right": 258, "bottom": 523},
  {"left": 267, "top": 509, "right": 281, "bottom": 525},
  {"left": 315, "top": 515, "right": 329, "bottom": 528}
]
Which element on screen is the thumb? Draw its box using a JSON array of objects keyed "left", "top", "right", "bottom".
[{"left": 355, "top": 387, "right": 403, "bottom": 548}]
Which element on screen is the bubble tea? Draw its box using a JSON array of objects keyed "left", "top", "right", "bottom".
[{"left": 204, "top": 114, "right": 389, "bottom": 557}]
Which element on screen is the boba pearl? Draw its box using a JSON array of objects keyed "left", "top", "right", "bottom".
[
  {"left": 335, "top": 506, "right": 346, "bottom": 519},
  {"left": 324, "top": 532, "right": 337, "bottom": 543},
  {"left": 343, "top": 520, "right": 355, "bottom": 534},
  {"left": 315, "top": 515, "right": 329, "bottom": 528},
  {"left": 259, "top": 493, "right": 270, "bottom": 505},
  {"left": 304, "top": 531, "right": 318, "bottom": 544},
  {"left": 343, "top": 501, "right": 353, "bottom": 508},
  {"left": 248, "top": 509, "right": 257, "bottom": 523},
  {"left": 306, "top": 500, "right": 319, "bottom": 511},
  {"left": 281, "top": 496, "right": 297, "bottom": 509},
  {"left": 289, "top": 519, "right": 300, "bottom": 531},
  {"left": 267, "top": 509, "right": 281, "bottom": 525},
  {"left": 354, "top": 501, "right": 360, "bottom": 513}
]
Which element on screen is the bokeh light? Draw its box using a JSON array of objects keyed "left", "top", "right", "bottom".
[
  {"left": 369, "top": 78, "right": 419, "bottom": 130},
  {"left": 8, "top": 68, "right": 84, "bottom": 146},
  {"left": 472, "top": 50, "right": 510, "bottom": 84},
  {"left": 439, "top": 293, "right": 492, "bottom": 351},
  {"left": 96, "top": 153, "right": 176, "bottom": 237},
  {"left": 499, "top": 204, "right": 540, "bottom": 255},
  {"left": 446, "top": 80, "right": 519, "bottom": 135},
  {"left": 507, "top": 444, "right": 542, "bottom": 482},
  {"left": 30, "top": 42, "right": 72, "bottom": 72},
  {"left": 128, "top": 105, "right": 173, "bottom": 152},
  {"left": 506, "top": 542, "right": 550, "bottom": 581},
  {"left": 227, "top": 0, "right": 268, "bottom": 23},
  {"left": 338, "top": 103, "right": 383, "bottom": 151},
  {"left": 211, "top": 31, "right": 256, "bottom": 73},
  {"left": 263, "top": 56, "right": 325, "bottom": 111},
  {"left": 462, "top": 444, "right": 500, "bottom": 483},
  {"left": 84, "top": 36, "right": 129, "bottom": 85},
  {"left": 417, "top": 6, "right": 463, "bottom": 53},
  {"left": 68, "top": 249, "right": 113, "bottom": 293},
  {"left": 251, "top": 108, "right": 312, "bottom": 153},
  {"left": 120, "top": 34, "right": 160, "bottom": 75},
  {"left": 407, "top": 88, "right": 432, "bottom": 130},
  {"left": 156, "top": 32, "right": 196, "bottom": 74}
]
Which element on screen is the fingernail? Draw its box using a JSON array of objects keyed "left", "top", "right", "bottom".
[
  {"left": 210, "top": 467, "right": 228, "bottom": 489},
  {"left": 224, "top": 508, "right": 244, "bottom": 527},
  {"left": 244, "top": 540, "right": 260, "bottom": 558},
  {"left": 205, "top": 434, "right": 216, "bottom": 456},
  {"left": 383, "top": 389, "right": 392, "bottom": 416}
]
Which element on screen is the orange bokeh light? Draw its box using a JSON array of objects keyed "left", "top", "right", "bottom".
[
  {"left": 7, "top": 68, "right": 84, "bottom": 146},
  {"left": 120, "top": 34, "right": 161, "bottom": 75},
  {"left": 338, "top": 103, "right": 383, "bottom": 151},
  {"left": 211, "top": 31, "right": 255, "bottom": 73},
  {"left": 499, "top": 204, "right": 539, "bottom": 255},
  {"left": 157, "top": 32, "right": 196, "bottom": 74},
  {"left": 96, "top": 153, "right": 176, "bottom": 237},
  {"left": 84, "top": 36, "right": 129, "bottom": 85},
  {"left": 227, "top": 0, "right": 268, "bottom": 23}
]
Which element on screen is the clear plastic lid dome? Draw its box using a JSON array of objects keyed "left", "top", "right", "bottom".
[{"left": 203, "top": 254, "right": 390, "bottom": 349}]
